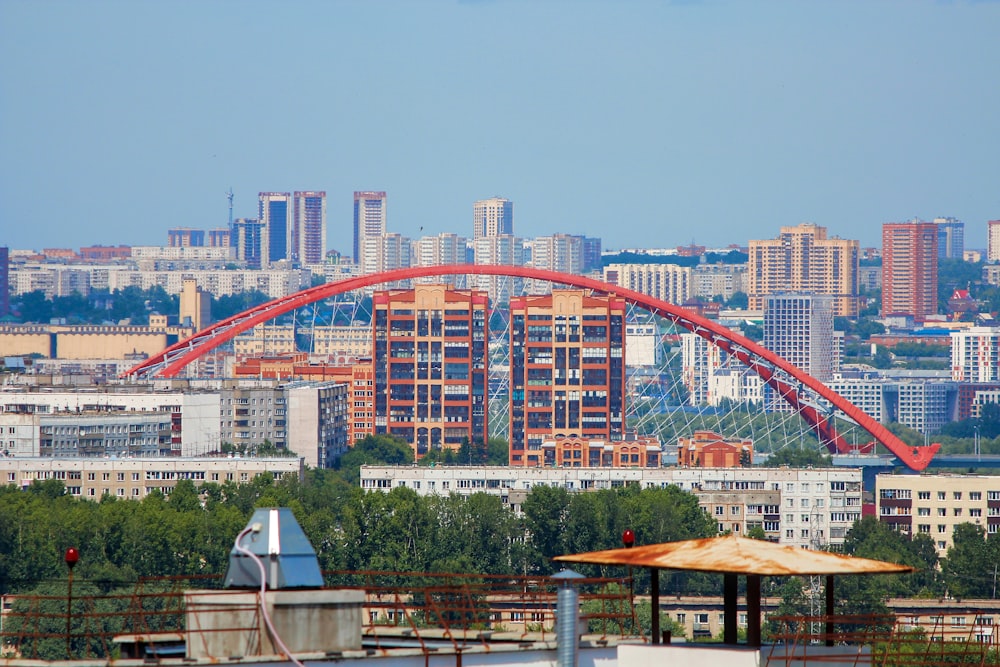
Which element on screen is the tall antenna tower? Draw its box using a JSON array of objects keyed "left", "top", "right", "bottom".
[{"left": 226, "top": 188, "right": 234, "bottom": 228}]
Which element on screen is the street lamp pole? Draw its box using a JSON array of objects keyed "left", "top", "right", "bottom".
[{"left": 65, "top": 547, "right": 79, "bottom": 659}]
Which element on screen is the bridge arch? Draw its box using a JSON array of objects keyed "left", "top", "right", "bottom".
[{"left": 124, "top": 264, "right": 939, "bottom": 471}]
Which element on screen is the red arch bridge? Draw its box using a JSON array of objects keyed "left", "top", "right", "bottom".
[{"left": 124, "top": 265, "right": 939, "bottom": 471}]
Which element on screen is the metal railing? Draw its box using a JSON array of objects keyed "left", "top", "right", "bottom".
[{"left": 0, "top": 571, "right": 637, "bottom": 661}]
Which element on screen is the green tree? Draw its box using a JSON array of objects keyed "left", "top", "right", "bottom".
[
  {"left": 764, "top": 446, "right": 833, "bottom": 468},
  {"left": 337, "top": 435, "right": 414, "bottom": 485},
  {"left": 941, "top": 523, "right": 1000, "bottom": 599}
]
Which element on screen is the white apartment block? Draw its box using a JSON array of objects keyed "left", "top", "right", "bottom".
[
  {"left": 10, "top": 263, "right": 311, "bottom": 299},
  {"left": 691, "top": 264, "right": 746, "bottom": 301},
  {"left": 0, "top": 390, "right": 220, "bottom": 456},
  {"left": 681, "top": 332, "right": 724, "bottom": 406},
  {"left": 360, "top": 465, "right": 864, "bottom": 549},
  {"left": 875, "top": 473, "right": 1000, "bottom": 555},
  {"left": 681, "top": 332, "right": 762, "bottom": 407},
  {"left": 218, "top": 380, "right": 349, "bottom": 467},
  {"left": 603, "top": 263, "right": 693, "bottom": 306},
  {"left": 473, "top": 234, "right": 525, "bottom": 304},
  {"left": 234, "top": 324, "right": 298, "bottom": 356},
  {"left": 951, "top": 327, "right": 1000, "bottom": 382},
  {"left": 625, "top": 322, "right": 659, "bottom": 367},
  {"left": 764, "top": 293, "right": 837, "bottom": 384},
  {"left": 0, "top": 456, "right": 303, "bottom": 500},
  {"left": 413, "top": 233, "right": 470, "bottom": 288}
]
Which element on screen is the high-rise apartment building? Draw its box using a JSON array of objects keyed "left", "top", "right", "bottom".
[
  {"left": 509, "top": 290, "right": 626, "bottom": 466},
  {"left": 951, "top": 327, "right": 1000, "bottom": 382},
  {"left": 362, "top": 232, "right": 412, "bottom": 278},
  {"left": 763, "top": 293, "right": 837, "bottom": 397},
  {"left": 206, "top": 228, "right": 231, "bottom": 248},
  {"left": 604, "top": 263, "right": 693, "bottom": 305},
  {"left": 293, "top": 191, "right": 327, "bottom": 266},
  {"left": 0, "top": 246, "right": 9, "bottom": 318},
  {"left": 231, "top": 218, "right": 264, "bottom": 269},
  {"left": 372, "top": 285, "right": 488, "bottom": 458},
  {"left": 259, "top": 192, "right": 292, "bottom": 266},
  {"left": 748, "top": 223, "right": 860, "bottom": 317},
  {"left": 934, "top": 217, "right": 964, "bottom": 260},
  {"left": 473, "top": 234, "right": 525, "bottom": 304},
  {"left": 882, "top": 220, "right": 938, "bottom": 321},
  {"left": 167, "top": 228, "right": 205, "bottom": 248},
  {"left": 473, "top": 197, "right": 513, "bottom": 240},
  {"left": 989, "top": 220, "right": 1000, "bottom": 262},
  {"left": 354, "top": 191, "right": 387, "bottom": 269},
  {"left": 414, "top": 233, "right": 470, "bottom": 287}
]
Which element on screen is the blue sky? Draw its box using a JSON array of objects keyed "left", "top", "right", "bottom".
[{"left": 2, "top": 0, "right": 998, "bottom": 254}]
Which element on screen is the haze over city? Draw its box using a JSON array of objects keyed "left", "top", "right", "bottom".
[{"left": 2, "top": 0, "right": 999, "bottom": 252}]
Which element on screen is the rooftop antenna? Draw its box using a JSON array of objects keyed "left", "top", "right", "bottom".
[{"left": 226, "top": 188, "right": 235, "bottom": 228}]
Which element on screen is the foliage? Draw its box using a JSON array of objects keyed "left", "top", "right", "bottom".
[
  {"left": 940, "top": 523, "right": 1000, "bottom": 599},
  {"left": 763, "top": 446, "right": 833, "bottom": 468},
  {"left": 211, "top": 290, "right": 273, "bottom": 322},
  {"left": 336, "top": 434, "right": 415, "bottom": 485},
  {"left": 11, "top": 287, "right": 179, "bottom": 326}
]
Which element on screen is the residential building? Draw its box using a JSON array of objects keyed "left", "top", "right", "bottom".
[
  {"left": 473, "top": 234, "right": 525, "bottom": 304},
  {"left": 0, "top": 389, "right": 220, "bottom": 456},
  {"left": 934, "top": 217, "right": 964, "bottom": 259},
  {"left": 747, "top": 223, "right": 860, "bottom": 317},
  {"left": 473, "top": 197, "right": 513, "bottom": 240},
  {"left": 231, "top": 218, "right": 265, "bottom": 269},
  {"left": 951, "top": 327, "right": 1000, "bottom": 382},
  {"left": 353, "top": 191, "right": 387, "bottom": 269},
  {"left": 167, "top": 228, "right": 205, "bottom": 247},
  {"left": 882, "top": 219, "right": 938, "bottom": 321},
  {"left": 692, "top": 263, "right": 746, "bottom": 302},
  {"left": 677, "top": 430, "right": 752, "bottom": 468},
  {"left": 603, "top": 264, "right": 693, "bottom": 305},
  {"left": 259, "top": 192, "right": 292, "bottom": 266},
  {"left": 0, "top": 456, "right": 303, "bottom": 500},
  {"left": 362, "top": 232, "right": 412, "bottom": 278},
  {"left": 413, "top": 233, "right": 469, "bottom": 288},
  {"left": 206, "top": 228, "right": 231, "bottom": 248},
  {"left": 989, "top": 220, "right": 1000, "bottom": 263},
  {"left": 373, "top": 285, "right": 489, "bottom": 458},
  {"left": 293, "top": 191, "right": 327, "bottom": 266},
  {"left": 233, "top": 324, "right": 298, "bottom": 357},
  {"left": 360, "top": 465, "right": 864, "bottom": 548},
  {"left": 763, "top": 294, "right": 837, "bottom": 386},
  {"left": 284, "top": 381, "right": 349, "bottom": 468},
  {"left": 875, "top": 473, "right": 1000, "bottom": 555},
  {"left": 509, "top": 290, "right": 626, "bottom": 466},
  {"left": 528, "top": 234, "right": 597, "bottom": 289},
  {"left": 681, "top": 331, "right": 725, "bottom": 406}
]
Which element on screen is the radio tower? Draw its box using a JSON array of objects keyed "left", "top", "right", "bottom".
[{"left": 226, "top": 188, "right": 234, "bottom": 228}]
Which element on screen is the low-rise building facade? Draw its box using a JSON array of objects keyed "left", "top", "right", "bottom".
[{"left": 360, "top": 465, "right": 863, "bottom": 549}]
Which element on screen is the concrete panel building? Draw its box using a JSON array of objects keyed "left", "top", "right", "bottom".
[
  {"left": 361, "top": 465, "right": 864, "bottom": 549},
  {"left": 0, "top": 456, "right": 303, "bottom": 500},
  {"left": 603, "top": 263, "right": 693, "bottom": 306},
  {"left": 473, "top": 197, "right": 513, "bottom": 240},
  {"left": 875, "top": 473, "right": 1000, "bottom": 555}
]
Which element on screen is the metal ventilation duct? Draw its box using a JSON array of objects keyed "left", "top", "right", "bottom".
[{"left": 224, "top": 507, "right": 324, "bottom": 589}]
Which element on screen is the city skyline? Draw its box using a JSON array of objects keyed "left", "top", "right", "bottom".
[{"left": 2, "top": 1, "right": 999, "bottom": 253}]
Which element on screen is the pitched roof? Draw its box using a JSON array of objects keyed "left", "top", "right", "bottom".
[{"left": 553, "top": 534, "right": 915, "bottom": 576}]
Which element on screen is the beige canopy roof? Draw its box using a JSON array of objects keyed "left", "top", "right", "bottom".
[{"left": 553, "top": 534, "right": 915, "bottom": 576}]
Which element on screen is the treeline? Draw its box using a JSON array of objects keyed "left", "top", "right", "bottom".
[
  {"left": 9, "top": 287, "right": 273, "bottom": 326},
  {"left": 4, "top": 468, "right": 1000, "bottom": 608}
]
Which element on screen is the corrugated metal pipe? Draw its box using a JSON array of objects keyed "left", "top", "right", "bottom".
[{"left": 553, "top": 569, "right": 584, "bottom": 667}]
